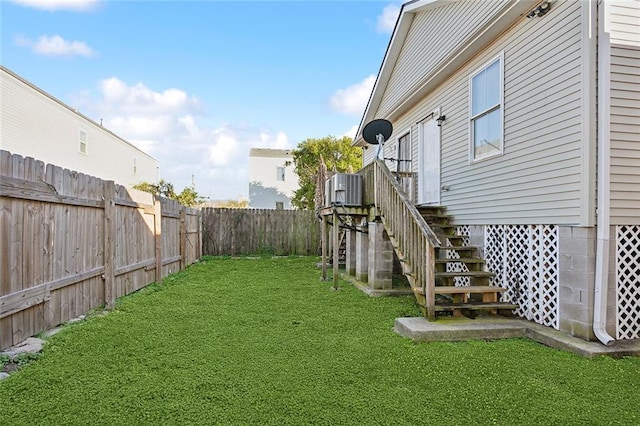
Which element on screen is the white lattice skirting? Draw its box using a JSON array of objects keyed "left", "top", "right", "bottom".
[
  {"left": 485, "top": 225, "right": 559, "bottom": 329},
  {"left": 446, "top": 225, "right": 471, "bottom": 287},
  {"left": 617, "top": 225, "right": 640, "bottom": 340}
]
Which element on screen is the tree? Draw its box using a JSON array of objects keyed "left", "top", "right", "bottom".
[
  {"left": 133, "top": 179, "right": 203, "bottom": 208},
  {"left": 290, "top": 135, "right": 362, "bottom": 210},
  {"left": 175, "top": 187, "right": 203, "bottom": 207},
  {"left": 134, "top": 179, "right": 176, "bottom": 199}
]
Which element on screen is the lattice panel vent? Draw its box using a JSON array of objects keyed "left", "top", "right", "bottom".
[
  {"left": 616, "top": 225, "right": 640, "bottom": 340},
  {"left": 530, "top": 225, "right": 559, "bottom": 328},
  {"left": 485, "top": 225, "right": 505, "bottom": 288},
  {"left": 505, "top": 226, "right": 531, "bottom": 319},
  {"left": 446, "top": 225, "right": 470, "bottom": 287},
  {"left": 484, "top": 225, "right": 559, "bottom": 329}
]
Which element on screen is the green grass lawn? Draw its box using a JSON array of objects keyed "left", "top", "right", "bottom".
[{"left": 1, "top": 256, "right": 639, "bottom": 425}]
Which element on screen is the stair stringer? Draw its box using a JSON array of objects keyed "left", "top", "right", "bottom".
[{"left": 377, "top": 214, "right": 428, "bottom": 316}]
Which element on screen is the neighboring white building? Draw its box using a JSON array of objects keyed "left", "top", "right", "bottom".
[
  {"left": 248, "top": 148, "right": 299, "bottom": 209},
  {"left": 0, "top": 66, "right": 158, "bottom": 186}
]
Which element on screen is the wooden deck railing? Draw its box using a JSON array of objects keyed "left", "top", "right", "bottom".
[{"left": 359, "top": 160, "right": 441, "bottom": 320}]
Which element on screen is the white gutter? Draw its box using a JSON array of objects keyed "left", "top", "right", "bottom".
[{"left": 593, "top": 0, "right": 614, "bottom": 345}]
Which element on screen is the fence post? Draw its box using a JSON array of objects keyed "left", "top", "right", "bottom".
[
  {"left": 103, "top": 180, "right": 115, "bottom": 308},
  {"left": 180, "top": 206, "right": 186, "bottom": 270},
  {"left": 198, "top": 210, "right": 203, "bottom": 259},
  {"left": 154, "top": 196, "right": 163, "bottom": 284}
]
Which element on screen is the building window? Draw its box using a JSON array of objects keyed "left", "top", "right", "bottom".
[
  {"left": 470, "top": 53, "right": 503, "bottom": 161},
  {"left": 277, "top": 166, "right": 285, "bottom": 181},
  {"left": 397, "top": 132, "right": 411, "bottom": 173},
  {"left": 79, "top": 129, "right": 88, "bottom": 154},
  {"left": 275, "top": 201, "right": 284, "bottom": 210},
  {"left": 133, "top": 157, "right": 138, "bottom": 174}
]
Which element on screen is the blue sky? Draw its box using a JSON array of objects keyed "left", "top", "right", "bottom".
[{"left": 1, "top": 0, "right": 402, "bottom": 199}]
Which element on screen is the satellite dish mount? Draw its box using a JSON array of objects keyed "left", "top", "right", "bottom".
[{"left": 362, "top": 119, "right": 393, "bottom": 160}]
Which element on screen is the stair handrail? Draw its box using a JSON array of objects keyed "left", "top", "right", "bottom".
[{"left": 360, "top": 160, "right": 441, "bottom": 319}]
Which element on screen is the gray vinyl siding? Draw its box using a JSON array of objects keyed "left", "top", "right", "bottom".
[
  {"left": 362, "top": 142, "right": 377, "bottom": 165},
  {"left": 377, "top": 0, "right": 510, "bottom": 117},
  {"left": 449, "top": 0, "right": 584, "bottom": 224},
  {"left": 608, "top": 1, "right": 640, "bottom": 225},
  {"left": 369, "top": 0, "right": 586, "bottom": 225}
]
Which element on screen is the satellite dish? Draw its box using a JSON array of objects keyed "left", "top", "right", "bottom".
[{"left": 362, "top": 119, "right": 393, "bottom": 145}]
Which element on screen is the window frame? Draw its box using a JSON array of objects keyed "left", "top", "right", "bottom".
[
  {"left": 468, "top": 52, "right": 504, "bottom": 163},
  {"left": 79, "top": 128, "right": 88, "bottom": 155},
  {"left": 133, "top": 157, "right": 138, "bottom": 174},
  {"left": 396, "top": 130, "right": 412, "bottom": 173},
  {"left": 276, "top": 166, "right": 285, "bottom": 182}
]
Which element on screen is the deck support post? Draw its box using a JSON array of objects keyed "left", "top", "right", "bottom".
[
  {"left": 355, "top": 218, "right": 369, "bottom": 282},
  {"left": 321, "top": 215, "right": 328, "bottom": 281},
  {"left": 332, "top": 209, "right": 339, "bottom": 290},
  {"left": 345, "top": 228, "right": 357, "bottom": 276},
  {"left": 425, "top": 242, "right": 436, "bottom": 321},
  {"left": 368, "top": 221, "right": 393, "bottom": 290}
]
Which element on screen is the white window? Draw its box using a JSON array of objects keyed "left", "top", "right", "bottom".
[
  {"left": 277, "top": 166, "right": 285, "bottom": 181},
  {"left": 133, "top": 157, "right": 138, "bottom": 174},
  {"left": 470, "top": 53, "right": 503, "bottom": 161},
  {"left": 79, "top": 129, "right": 88, "bottom": 154}
]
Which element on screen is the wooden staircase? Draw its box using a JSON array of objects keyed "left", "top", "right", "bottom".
[
  {"left": 416, "top": 206, "right": 517, "bottom": 317},
  {"left": 359, "top": 159, "right": 516, "bottom": 320}
]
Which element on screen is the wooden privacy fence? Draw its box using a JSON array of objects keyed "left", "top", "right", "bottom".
[
  {"left": 202, "top": 208, "right": 320, "bottom": 256},
  {"left": 0, "top": 150, "right": 201, "bottom": 351}
]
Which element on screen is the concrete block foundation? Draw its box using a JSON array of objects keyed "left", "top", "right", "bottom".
[
  {"left": 368, "top": 221, "right": 393, "bottom": 290},
  {"left": 355, "top": 220, "right": 369, "bottom": 282},
  {"left": 558, "top": 226, "right": 598, "bottom": 340}
]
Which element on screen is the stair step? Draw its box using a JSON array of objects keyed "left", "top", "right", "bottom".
[
  {"left": 442, "top": 235, "right": 467, "bottom": 241},
  {"left": 434, "top": 302, "right": 518, "bottom": 312},
  {"left": 420, "top": 215, "right": 450, "bottom": 223},
  {"left": 417, "top": 206, "right": 446, "bottom": 213},
  {"left": 435, "top": 271, "right": 494, "bottom": 278},
  {"left": 433, "top": 226, "right": 456, "bottom": 231},
  {"left": 436, "top": 258, "right": 485, "bottom": 264},
  {"left": 412, "top": 285, "right": 504, "bottom": 295},
  {"left": 439, "top": 245, "right": 477, "bottom": 250},
  {"left": 434, "top": 285, "right": 505, "bottom": 294}
]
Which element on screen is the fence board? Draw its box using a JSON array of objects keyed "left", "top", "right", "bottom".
[
  {"left": 0, "top": 150, "right": 199, "bottom": 351},
  {"left": 10, "top": 154, "right": 25, "bottom": 343},
  {"left": 0, "top": 154, "right": 11, "bottom": 348},
  {"left": 202, "top": 208, "right": 320, "bottom": 256}
]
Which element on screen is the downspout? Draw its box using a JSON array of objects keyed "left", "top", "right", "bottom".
[{"left": 593, "top": 0, "right": 614, "bottom": 345}]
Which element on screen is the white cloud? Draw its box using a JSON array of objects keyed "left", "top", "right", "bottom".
[
  {"left": 207, "top": 124, "right": 289, "bottom": 167},
  {"left": 14, "top": 34, "right": 96, "bottom": 57},
  {"left": 74, "top": 78, "right": 290, "bottom": 199},
  {"left": 98, "top": 77, "right": 201, "bottom": 115},
  {"left": 343, "top": 125, "right": 359, "bottom": 140},
  {"left": 330, "top": 75, "right": 375, "bottom": 116},
  {"left": 8, "top": 0, "right": 101, "bottom": 11},
  {"left": 376, "top": 3, "right": 401, "bottom": 34}
]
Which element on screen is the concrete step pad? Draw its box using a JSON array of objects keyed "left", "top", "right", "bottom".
[{"left": 394, "top": 316, "right": 640, "bottom": 358}]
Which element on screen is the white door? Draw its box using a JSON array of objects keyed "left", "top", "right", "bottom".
[{"left": 418, "top": 117, "right": 440, "bottom": 205}]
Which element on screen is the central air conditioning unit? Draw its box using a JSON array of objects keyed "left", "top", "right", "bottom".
[{"left": 325, "top": 173, "right": 362, "bottom": 207}]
